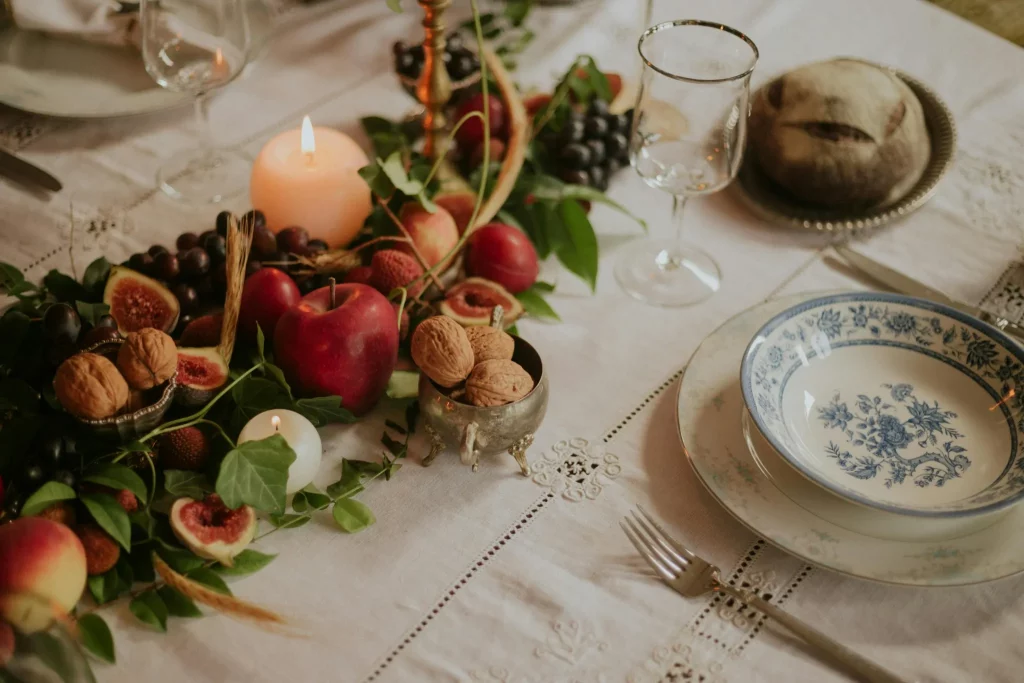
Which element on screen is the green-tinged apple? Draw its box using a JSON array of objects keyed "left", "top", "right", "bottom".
[
  {"left": 0, "top": 517, "right": 87, "bottom": 632},
  {"left": 239, "top": 268, "right": 301, "bottom": 342},
  {"left": 274, "top": 284, "right": 399, "bottom": 415}
]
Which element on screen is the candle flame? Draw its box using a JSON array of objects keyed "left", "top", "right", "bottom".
[
  {"left": 301, "top": 116, "right": 315, "bottom": 161},
  {"left": 271, "top": 415, "right": 281, "bottom": 431}
]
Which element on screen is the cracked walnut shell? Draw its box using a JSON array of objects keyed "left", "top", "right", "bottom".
[
  {"left": 117, "top": 328, "right": 177, "bottom": 390},
  {"left": 411, "top": 316, "right": 475, "bottom": 388},
  {"left": 54, "top": 353, "right": 129, "bottom": 420},
  {"left": 465, "top": 326, "right": 514, "bottom": 363},
  {"left": 465, "top": 359, "right": 535, "bottom": 407}
]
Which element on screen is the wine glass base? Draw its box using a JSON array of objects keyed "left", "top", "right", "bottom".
[
  {"left": 614, "top": 238, "right": 721, "bottom": 307},
  {"left": 157, "top": 148, "right": 250, "bottom": 205}
]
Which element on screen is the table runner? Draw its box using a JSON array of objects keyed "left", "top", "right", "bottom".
[{"left": 2, "top": 0, "right": 1023, "bottom": 681}]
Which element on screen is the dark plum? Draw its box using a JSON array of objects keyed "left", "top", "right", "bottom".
[
  {"left": 215, "top": 210, "right": 232, "bottom": 237},
  {"left": 127, "top": 253, "right": 154, "bottom": 274},
  {"left": 208, "top": 269, "right": 226, "bottom": 297},
  {"left": 180, "top": 247, "right": 210, "bottom": 279},
  {"left": 560, "top": 143, "right": 592, "bottom": 170},
  {"left": 203, "top": 233, "right": 227, "bottom": 264},
  {"left": 95, "top": 315, "right": 117, "bottom": 330},
  {"left": 560, "top": 168, "right": 591, "bottom": 186},
  {"left": 590, "top": 165, "right": 608, "bottom": 191},
  {"left": 148, "top": 245, "right": 169, "bottom": 259},
  {"left": 37, "top": 433, "right": 64, "bottom": 471},
  {"left": 276, "top": 227, "right": 310, "bottom": 255},
  {"left": 584, "top": 116, "right": 609, "bottom": 139},
  {"left": 245, "top": 260, "right": 263, "bottom": 278},
  {"left": 251, "top": 226, "right": 278, "bottom": 259},
  {"left": 585, "top": 139, "right": 606, "bottom": 166},
  {"left": 172, "top": 283, "right": 200, "bottom": 315},
  {"left": 606, "top": 132, "right": 628, "bottom": 162},
  {"left": 176, "top": 233, "right": 200, "bottom": 251},
  {"left": 242, "top": 209, "right": 266, "bottom": 230},
  {"left": 21, "top": 464, "right": 45, "bottom": 487},
  {"left": 79, "top": 326, "right": 121, "bottom": 349},
  {"left": 605, "top": 113, "right": 629, "bottom": 134},
  {"left": 153, "top": 252, "right": 180, "bottom": 281},
  {"left": 587, "top": 99, "right": 609, "bottom": 118},
  {"left": 43, "top": 303, "right": 81, "bottom": 344},
  {"left": 54, "top": 470, "right": 76, "bottom": 489}
]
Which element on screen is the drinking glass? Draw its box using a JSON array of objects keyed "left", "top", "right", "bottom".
[
  {"left": 615, "top": 20, "right": 758, "bottom": 307},
  {"left": 141, "top": 0, "right": 251, "bottom": 204}
]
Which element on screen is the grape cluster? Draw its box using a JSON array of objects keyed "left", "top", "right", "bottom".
[
  {"left": 128, "top": 210, "right": 328, "bottom": 335},
  {"left": 546, "top": 100, "right": 632, "bottom": 191},
  {"left": 393, "top": 32, "right": 480, "bottom": 83},
  {"left": 2, "top": 425, "right": 79, "bottom": 520}
]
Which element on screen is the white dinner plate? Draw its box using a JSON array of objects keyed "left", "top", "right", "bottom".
[
  {"left": 0, "top": 1, "right": 272, "bottom": 119},
  {"left": 677, "top": 292, "right": 1024, "bottom": 586}
]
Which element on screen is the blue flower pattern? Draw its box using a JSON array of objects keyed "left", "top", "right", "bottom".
[{"left": 818, "top": 385, "right": 969, "bottom": 489}]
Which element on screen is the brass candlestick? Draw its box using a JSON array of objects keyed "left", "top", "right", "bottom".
[{"left": 416, "top": 0, "right": 453, "bottom": 159}]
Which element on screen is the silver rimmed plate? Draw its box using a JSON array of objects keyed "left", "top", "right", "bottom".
[
  {"left": 678, "top": 292, "right": 1024, "bottom": 586},
  {"left": 733, "top": 60, "right": 956, "bottom": 237},
  {"left": 741, "top": 292, "right": 1024, "bottom": 523}
]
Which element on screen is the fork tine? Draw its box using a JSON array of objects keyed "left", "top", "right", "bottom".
[
  {"left": 636, "top": 504, "right": 697, "bottom": 561},
  {"left": 621, "top": 521, "right": 675, "bottom": 581},
  {"left": 630, "top": 510, "right": 690, "bottom": 568},
  {"left": 623, "top": 516, "right": 684, "bottom": 574}
]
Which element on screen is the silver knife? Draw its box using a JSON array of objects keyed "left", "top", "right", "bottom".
[
  {"left": 835, "top": 245, "right": 1024, "bottom": 343},
  {"left": 0, "top": 149, "right": 63, "bottom": 193}
]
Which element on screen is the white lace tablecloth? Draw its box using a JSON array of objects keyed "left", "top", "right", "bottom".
[{"left": 2, "top": 0, "right": 1024, "bottom": 681}]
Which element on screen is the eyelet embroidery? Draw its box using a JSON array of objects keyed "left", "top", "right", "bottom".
[{"left": 530, "top": 438, "right": 621, "bottom": 502}]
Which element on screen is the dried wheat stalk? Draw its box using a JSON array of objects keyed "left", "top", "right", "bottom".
[{"left": 218, "top": 213, "right": 254, "bottom": 364}]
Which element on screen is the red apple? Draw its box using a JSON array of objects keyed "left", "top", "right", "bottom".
[
  {"left": 239, "top": 268, "right": 301, "bottom": 342},
  {"left": 0, "top": 517, "right": 87, "bottom": 632},
  {"left": 465, "top": 223, "right": 539, "bottom": 294},
  {"left": 273, "top": 284, "right": 399, "bottom": 415}
]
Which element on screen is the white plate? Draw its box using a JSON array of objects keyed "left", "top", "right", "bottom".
[
  {"left": 678, "top": 292, "right": 1024, "bottom": 586},
  {"left": 0, "top": 1, "right": 272, "bottom": 119},
  {"left": 741, "top": 292, "right": 1024, "bottom": 519}
]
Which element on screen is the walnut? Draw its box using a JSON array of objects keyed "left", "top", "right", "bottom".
[
  {"left": 465, "top": 326, "right": 514, "bottom": 363},
  {"left": 465, "top": 359, "right": 535, "bottom": 407},
  {"left": 54, "top": 353, "right": 129, "bottom": 420},
  {"left": 411, "top": 316, "right": 474, "bottom": 388},
  {"left": 117, "top": 328, "right": 177, "bottom": 390}
]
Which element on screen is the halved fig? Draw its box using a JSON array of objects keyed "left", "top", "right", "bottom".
[
  {"left": 103, "top": 266, "right": 180, "bottom": 335},
  {"left": 176, "top": 347, "right": 229, "bottom": 407},
  {"left": 439, "top": 277, "right": 523, "bottom": 327},
  {"left": 169, "top": 494, "right": 256, "bottom": 567}
]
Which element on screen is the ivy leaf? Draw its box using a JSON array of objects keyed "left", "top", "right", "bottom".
[
  {"left": 332, "top": 498, "right": 376, "bottom": 533},
  {"left": 163, "top": 470, "right": 212, "bottom": 499},
  {"left": 556, "top": 200, "right": 599, "bottom": 292},
  {"left": 345, "top": 459, "right": 385, "bottom": 475},
  {"left": 326, "top": 461, "right": 363, "bottom": 500},
  {"left": 82, "top": 257, "right": 111, "bottom": 295},
  {"left": 157, "top": 586, "right": 203, "bottom": 618},
  {"left": 43, "top": 269, "right": 88, "bottom": 303},
  {"left": 358, "top": 163, "right": 395, "bottom": 199},
  {"left": 23, "top": 631, "right": 78, "bottom": 683},
  {"left": 264, "top": 361, "right": 293, "bottom": 399},
  {"left": 516, "top": 288, "right": 560, "bottom": 321},
  {"left": 215, "top": 435, "right": 296, "bottom": 514},
  {"left": 0, "top": 261, "right": 25, "bottom": 291},
  {"left": 21, "top": 481, "right": 77, "bottom": 516},
  {"left": 81, "top": 493, "right": 132, "bottom": 551},
  {"left": 292, "top": 484, "right": 330, "bottom": 513},
  {"left": 214, "top": 550, "right": 277, "bottom": 577},
  {"left": 379, "top": 152, "right": 422, "bottom": 195},
  {"left": 187, "top": 568, "right": 232, "bottom": 595},
  {"left": 255, "top": 324, "right": 267, "bottom": 364},
  {"left": 386, "top": 371, "right": 420, "bottom": 399},
  {"left": 84, "top": 464, "right": 148, "bottom": 503},
  {"left": 73, "top": 301, "right": 111, "bottom": 329},
  {"left": 231, "top": 376, "right": 290, "bottom": 424},
  {"left": 156, "top": 544, "right": 205, "bottom": 574},
  {"left": 88, "top": 568, "right": 126, "bottom": 604},
  {"left": 129, "top": 591, "right": 168, "bottom": 632},
  {"left": 294, "top": 396, "right": 357, "bottom": 426},
  {"left": 268, "top": 512, "right": 311, "bottom": 529},
  {"left": 77, "top": 614, "right": 115, "bottom": 664}
]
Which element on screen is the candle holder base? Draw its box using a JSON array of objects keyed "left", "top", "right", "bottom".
[{"left": 157, "top": 147, "right": 251, "bottom": 205}]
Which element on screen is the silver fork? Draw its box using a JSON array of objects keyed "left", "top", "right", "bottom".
[{"left": 622, "top": 505, "right": 909, "bottom": 683}]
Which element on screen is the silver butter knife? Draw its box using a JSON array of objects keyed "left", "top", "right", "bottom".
[
  {"left": 836, "top": 246, "right": 1024, "bottom": 344},
  {"left": 0, "top": 149, "right": 62, "bottom": 193}
]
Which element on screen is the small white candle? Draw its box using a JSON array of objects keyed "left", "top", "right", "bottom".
[{"left": 237, "top": 409, "right": 322, "bottom": 494}]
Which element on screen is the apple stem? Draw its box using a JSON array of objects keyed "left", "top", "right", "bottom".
[{"left": 329, "top": 277, "right": 337, "bottom": 310}]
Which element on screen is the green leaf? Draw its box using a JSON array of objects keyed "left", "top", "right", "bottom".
[
  {"left": 506, "top": 323, "right": 520, "bottom": 336},
  {"left": 379, "top": 152, "right": 423, "bottom": 196},
  {"left": 516, "top": 289, "right": 560, "bottom": 321},
  {"left": 122, "top": 440, "right": 152, "bottom": 454},
  {"left": 128, "top": 545, "right": 156, "bottom": 582},
  {"left": 361, "top": 116, "right": 398, "bottom": 137},
  {"left": 268, "top": 512, "right": 311, "bottom": 529},
  {"left": 43, "top": 270, "right": 88, "bottom": 303},
  {"left": 156, "top": 544, "right": 205, "bottom": 574},
  {"left": 187, "top": 568, "right": 232, "bottom": 595},
  {"left": 215, "top": 434, "right": 296, "bottom": 514},
  {"left": 263, "top": 361, "right": 293, "bottom": 399},
  {"left": 385, "top": 0, "right": 402, "bottom": 12},
  {"left": 81, "top": 493, "right": 132, "bottom": 551},
  {"left": 129, "top": 591, "right": 168, "bottom": 632},
  {"left": 326, "top": 461, "right": 363, "bottom": 500},
  {"left": 82, "top": 257, "right": 111, "bottom": 295},
  {"left": 84, "top": 464, "right": 148, "bottom": 503},
  {"left": 87, "top": 568, "right": 126, "bottom": 604},
  {"left": 532, "top": 281, "right": 555, "bottom": 293},
  {"left": 0, "top": 311, "right": 30, "bottom": 366},
  {"left": 528, "top": 175, "right": 646, "bottom": 230},
  {"left": 157, "top": 586, "right": 203, "bottom": 618},
  {"left": 0, "top": 261, "right": 25, "bottom": 290},
  {"left": 129, "top": 510, "right": 155, "bottom": 539},
  {"left": 77, "top": 614, "right": 115, "bottom": 664},
  {"left": 255, "top": 324, "right": 266, "bottom": 363},
  {"left": 294, "top": 396, "right": 357, "bottom": 426},
  {"left": 385, "top": 371, "right": 420, "bottom": 399},
  {"left": 503, "top": 0, "right": 532, "bottom": 26},
  {"left": 24, "top": 631, "right": 77, "bottom": 683},
  {"left": 21, "top": 482, "right": 76, "bottom": 516},
  {"left": 381, "top": 432, "right": 406, "bottom": 458},
  {"left": 162, "top": 470, "right": 212, "bottom": 499},
  {"left": 214, "top": 549, "right": 277, "bottom": 577},
  {"left": 0, "top": 377, "right": 41, "bottom": 413},
  {"left": 556, "top": 200, "right": 599, "bottom": 292},
  {"left": 358, "top": 163, "right": 395, "bottom": 199},
  {"left": 583, "top": 59, "right": 612, "bottom": 101},
  {"left": 231, "top": 376, "right": 290, "bottom": 424},
  {"left": 75, "top": 301, "right": 111, "bottom": 328},
  {"left": 332, "top": 499, "right": 376, "bottom": 533},
  {"left": 297, "top": 484, "right": 331, "bottom": 510},
  {"left": 345, "top": 459, "right": 385, "bottom": 475}
]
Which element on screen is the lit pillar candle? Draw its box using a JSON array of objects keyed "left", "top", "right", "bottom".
[
  {"left": 237, "top": 409, "right": 322, "bottom": 494},
  {"left": 250, "top": 116, "right": 372, "bottom": 248}
]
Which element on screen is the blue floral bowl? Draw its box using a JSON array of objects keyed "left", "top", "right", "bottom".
[{"left": 741, "top": 292, "right": 1024, "bottom": 520}]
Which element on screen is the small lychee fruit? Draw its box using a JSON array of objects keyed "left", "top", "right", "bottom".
[
  {"left": 38, "top": 502, "right": 76, "bottom": 526},
  {"left": 343, "top": 266, "right": 374, "bottom": 286},
  {"left": 115, "top": 489, "right": 139, "bottom": 514},
  {"left": 370, "top": 250, "right": 424, "bottom": 297},
  {"left": 76, "top": 524, "right": 120, "bottom": 576},
  {"left": 156, "top": 426, "right": 211, "bottom": 471}
]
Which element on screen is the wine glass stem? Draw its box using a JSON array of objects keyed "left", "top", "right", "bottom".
[
  {"left": 664, "top": 194, "right": 688, "bottom": 270},
  {"left": 194, "top": 94, "right": 212, "bottom": 150}
]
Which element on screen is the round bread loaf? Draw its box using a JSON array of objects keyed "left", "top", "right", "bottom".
[{"left": 748, "top": 58, "right": 930, "bottom": 209}]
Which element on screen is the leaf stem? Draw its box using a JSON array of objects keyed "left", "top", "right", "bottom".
[{"left": 141, "top": 365, "right": 262, "bottom": 441}]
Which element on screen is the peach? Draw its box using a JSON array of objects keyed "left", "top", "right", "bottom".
[
  {"left": 398, "top": 203, "right": 459, "bottom": 270},
  {"left": 0, "top": 517, "right": 87, "bottom": 632}
]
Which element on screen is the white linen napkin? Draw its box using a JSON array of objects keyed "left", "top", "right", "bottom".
[{"left": 9, "top": 0, "right": 139, "bottom": 47}]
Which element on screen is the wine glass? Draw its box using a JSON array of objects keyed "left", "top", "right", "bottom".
[
  {"left": 615, "top": 20, "right": 758, "bottom": 307},
  {"left": 141, "top": 0, "right": 251, "bottom": 204}
]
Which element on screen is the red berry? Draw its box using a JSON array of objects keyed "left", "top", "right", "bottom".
[{"left": 454, "top": 93, "right": 506, "bottom": 150}]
